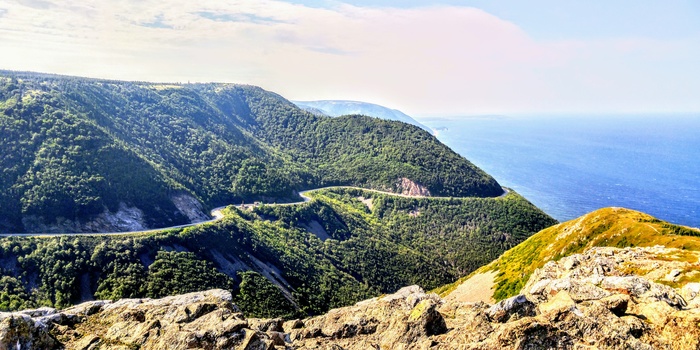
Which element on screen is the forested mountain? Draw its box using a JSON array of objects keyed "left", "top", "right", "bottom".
[
  {"left": 0, "top": 70, "right": 559, "bottom": 319},
  {"left": 0, "top": 188, "right": 555, "bottom": 317},
  {"left": 0, "top": 71, "right": 502, "bottom": 233},
  {"left": 293, "top": 100, "right": 433, "bottom": 133}
]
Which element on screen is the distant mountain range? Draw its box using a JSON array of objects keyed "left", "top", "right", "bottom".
[{"left": 293, "top": 100, "right": 433, "bottom": 133}]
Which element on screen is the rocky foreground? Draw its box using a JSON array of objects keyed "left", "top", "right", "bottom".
[{"left": 2, "top": 246, "right": 700, "bottom": 349}]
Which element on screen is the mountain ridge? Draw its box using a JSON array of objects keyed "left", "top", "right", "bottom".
[
  {"left": 2, "top": 71, "right": 697, "bottom": 349},
  {"left": 293, "top": 99, "right": 433, "bottom": 133},
  {"left": 0, "top": 70, "right": 502, "bottom": 233}
]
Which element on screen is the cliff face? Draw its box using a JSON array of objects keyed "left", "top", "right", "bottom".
[{"left": 2, "top": 246, "right": 699, "bottom": 349}]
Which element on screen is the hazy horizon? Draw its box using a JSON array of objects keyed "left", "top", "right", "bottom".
[{"left": 1, "top": 0, "right": 698, "bottom": 116}]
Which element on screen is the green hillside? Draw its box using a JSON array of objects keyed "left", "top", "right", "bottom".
[
  {"left": 0, "top": 70, "right": 557, "bottom": 319},
  {"left": 0, "top": 71, "right": 502, "bottom": 233},
  {"left": 0, "top": 188, "right": 554, "bottom": 317},
  {"left": 438, "top": 207, "right": 700, "bottom": 302}
]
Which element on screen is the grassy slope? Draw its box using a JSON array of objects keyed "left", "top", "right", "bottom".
[{"left": 437, "top": 207, "right": 700, "bottom": 301}]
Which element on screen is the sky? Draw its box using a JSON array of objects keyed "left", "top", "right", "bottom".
[{"left": 0, "top": 0, "right": 698, "bottom": 116}]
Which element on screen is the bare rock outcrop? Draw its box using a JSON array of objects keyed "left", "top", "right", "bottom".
[
  {"left": 20, "top": 202, "right": 148, "bottom": 233},
  {"left": 0, "top": 312, "right": 60, "bottom": 350},
  {"left": 170, "top": 193, "right": 209, "bottom": 223},
  {"left": 291, "top": 285, "right": 447, "bottom": 349},
  {"left": 2, "top": 246, "right": 700, "bottom": 349},
  {"left": 434, "top": 248, "right": 699, "bottom": 349},
  {"left": 397, "top": 178, "right": 431, "bottom": 197},
  {"left": 0, "top": 290, "right": 268, "bottom": 350}
]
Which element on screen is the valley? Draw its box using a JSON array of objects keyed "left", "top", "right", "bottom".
[
  {"left": 0, "top": 71, "right": 555, "bottom": 322},
  {"left": 0, "top": 186, "right": 552, "bottom": 316},
  {"left": 2, "top": 71, "right": 698, "bottom": 349}
]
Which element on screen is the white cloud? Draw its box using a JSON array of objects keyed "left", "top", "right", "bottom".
[{"left": 0, "top": 0, "right": 697, "bottom": 114}]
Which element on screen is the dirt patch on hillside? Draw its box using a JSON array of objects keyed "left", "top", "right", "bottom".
[
  {"left": 209, "top": 250, "right": 252, "bottom": 277},
  {"left": 21, "top": 202, "right": 147, "bottom": 233},
  {"left": 443, "top": 270, "right": 497, "bottom": 304},
  {"left": 170, "top": 193, "right": 208, "bottom": 223},
  {"left": 247, "top": 255, "right": 298, "bottom": 307},
  {"left": 302, "top": 220, "right": 331, "bottom": 241},
  {"left": 357, "top": 196, "right": 374, "bottom": 210}
]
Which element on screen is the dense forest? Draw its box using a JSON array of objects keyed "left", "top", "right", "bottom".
[
  {"left": 0, "top": 70, "right": 502, "bottom": 233},
  {"left": 0, "top": 188, "right": 555, "bottom": 318}
]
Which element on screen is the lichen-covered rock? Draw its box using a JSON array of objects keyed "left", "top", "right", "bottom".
[
  {"left": 248, "top": 318, "right": 284, "bottom": 332},
  {"left": 681, "top": 282, "right": 700, "bottom": 307},
  {"left": 295, "top": 285, "right": 447, "bottom": 349},
  {"left": 0, "top": 313, "right": 59, "bottom": 350},
  {"left": 435, "top": 246, "right": 700, "bottom": 349},
  {"left": 486, "top": 295, "right": 536, "bottom": 322}
]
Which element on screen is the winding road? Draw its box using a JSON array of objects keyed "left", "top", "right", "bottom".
[{"left": 0, "top": 186, "right": 509, "bottom": 237}]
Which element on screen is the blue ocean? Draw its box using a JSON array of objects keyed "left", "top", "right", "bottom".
[{"left": 422, "top": 114, "right": 700, "bottom": 228}]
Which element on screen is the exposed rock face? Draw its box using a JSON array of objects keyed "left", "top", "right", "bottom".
[
  {"left": 170, "top": 193, "right": 208, "bottom": 223},
  {"left": 81, "top": 203, "right": 148, "bottom": 232},
  {"left": 397, "top": 177, "right": 431, "bottom": 197},
  {"left": 0, "top": 290, "right": 273, "bottom": 350},
  {"left": 291, "top": 285, "right": 446, "bottom": 349},
  {"left": 0, "top": 311, "right": 60, "bottom": 350},
  {"left": 20, "top": 203, "right": 148, "bottom": 233},
  {"left": 3, "top": 247, "right": 700, "bottom": 349},
  {"left": 18, "top": 194, "right": 207, "bottom": 233}
]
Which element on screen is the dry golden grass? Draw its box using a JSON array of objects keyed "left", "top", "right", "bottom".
[{"left": 438, "top": 207, "right": 700, "bottom": 301}]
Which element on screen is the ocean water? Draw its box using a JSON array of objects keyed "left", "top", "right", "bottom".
[{"left": 422, "top": 114, "right": 700, "bottom": 228}]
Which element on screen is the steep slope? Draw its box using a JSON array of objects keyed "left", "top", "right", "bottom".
[
  {"left": 439, "top": 207, "right": 700, "bottom": 303},
  {"left": 0, "top": 188, "right": 554, "bottom": 317},
  {"left": 0, "top": 71, "right": 502, "bottom": 233},
  {"left": 293, "top": 99, "right": 433, "bottom": 133}
]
